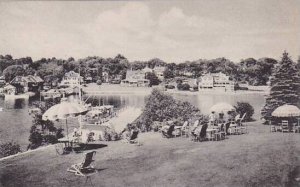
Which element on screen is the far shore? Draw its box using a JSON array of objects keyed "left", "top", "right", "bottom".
[{"left": 82, "top": 83, "right": 269, "bottom": 96}]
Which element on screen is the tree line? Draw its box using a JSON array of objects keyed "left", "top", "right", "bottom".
[{"left": 1, "top": 54, "right": 300, "bottom": 86}]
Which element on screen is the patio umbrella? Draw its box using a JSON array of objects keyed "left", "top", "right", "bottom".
[
  {"left": 42, "top": 98, "right": 88, "bottom": 141},
  {"left": 210, "top": 102, "right": 235, "bottom": 113},
  {"left": 272, "top": 104, "right": 300, "bottom": 117}
]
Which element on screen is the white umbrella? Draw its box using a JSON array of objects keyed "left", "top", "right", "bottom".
[
  {"left": 272, "top": 104, "right": 300, "bottom": 117},
  {"left": 210, "top": 102, "right": 235, "bottom": 113},
  {"left": 42, "top": 99, "right": 88, "bottom": 141}
]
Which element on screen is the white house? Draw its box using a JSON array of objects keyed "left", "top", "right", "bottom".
[
  {"left": 121, "top": 69, "right": 150, "bottom": 87},
  {"left": 60, "top": 71, "right": 83, "bottom": 87},
  {"left": 153, "top": 66, "right": 165, "bottom": 80},
  {"left": 198, "top": 72, "right": 235, "bottom": 92}
]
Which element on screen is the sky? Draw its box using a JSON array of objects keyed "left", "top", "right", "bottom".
[{"left": 0, "top": 0, "right": 299, "bottom": 63}]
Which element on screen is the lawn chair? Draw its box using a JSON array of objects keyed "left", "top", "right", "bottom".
[
  {"left": 125, "top": 130, "right": 139, "bottom": 144},
  {"left": 180, "top": 121, "right": 189, "bottom": 137},
  {"left": 214, "top": 124, "right": 226, "bottom": 141},
  {"left": 225, "top": 122, "right": 231, "bottom": 135},
  {"left": 281, "top": 120, "right": 289, "bottom": 133},
  {"left": 162, "top": 124, "right": 175, "bottom": 138},
  {"left": 198, "top": 124, "right": 208, "bottom": 142},
  {"left": 68, "top": 151, "right": 97, "bottom": 177}
]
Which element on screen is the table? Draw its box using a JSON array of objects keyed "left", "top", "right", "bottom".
[
  {"left": 56, "top": 136, "right": 80, "bottom": 155},
  {"left": 206, "top": 128, "right": 218, "bottom": 140}
]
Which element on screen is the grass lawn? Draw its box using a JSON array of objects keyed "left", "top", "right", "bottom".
[{"left": 1, "top": 121, "right": 300, "bottom": 187}]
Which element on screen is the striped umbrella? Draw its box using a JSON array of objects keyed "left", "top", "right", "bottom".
[
  {"left": 42, "top": 99, "right": 88, "bottom": 141},
  {"left": 272, "top": 104, "right": 300, "bottom": 117},
  {"left": 210, "top": 102, "right": 235, "bottom": 113}
]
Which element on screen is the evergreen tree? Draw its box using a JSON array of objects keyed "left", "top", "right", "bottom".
[{"left": 261, "top": 51, "right": 300, "bottom": 121}]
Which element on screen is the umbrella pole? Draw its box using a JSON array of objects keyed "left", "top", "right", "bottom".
[{"left": 66, "top": 119, "right": 69, "bottom": 142}]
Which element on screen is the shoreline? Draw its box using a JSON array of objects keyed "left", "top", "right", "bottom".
[{"left": 83, "top": 83, "right": 269, "bottom": 96}]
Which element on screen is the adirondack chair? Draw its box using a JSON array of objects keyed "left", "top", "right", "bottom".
[
  {"left": 281, "top": 120, "right": 289, "bottom": 133},
  {"left": 68, "top": 151, "right": 97, "bottom": 176}
]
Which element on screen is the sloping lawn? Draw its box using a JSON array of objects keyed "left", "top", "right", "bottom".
[{"left": 1, "top": 121, "right": 300, "bottom": 187}]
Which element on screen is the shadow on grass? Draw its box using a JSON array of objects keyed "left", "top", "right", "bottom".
[{"left": 75, "top": 144, "right": 108, "bottom": 153}]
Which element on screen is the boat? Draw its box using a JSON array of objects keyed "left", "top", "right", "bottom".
[
  {"left": 4, "top": 93, "right": 29, "bottom": 99},
  {"left": 83, "top": 105, "right": 116, "bottom": 125},
  {"left": 41, "top": 89, "right": 62, "bottom": 100}
]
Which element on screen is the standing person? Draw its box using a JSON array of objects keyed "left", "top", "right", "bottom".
[{"left": 209, "top": 111, "right": 216, "bottom": 126}]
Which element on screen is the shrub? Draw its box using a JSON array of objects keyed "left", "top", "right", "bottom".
[
  {"left": 0, "top": 141, "right": 21, "bottom": 158},
  {"left": 165, "top": 85, "right": 175, "bottom": 89},
  {"left": 96, "top": 80, "right": 102, "bottom": 85},
  {"left": 139, "top": 89, "right": 201, "bottom": 131},
  {"left": 234, "top": 102, "right": 254, "bottom": 121},
  {"left": 145, "top": 72, "right": 161, "bottom": 86},
  {"left": 177, "top": 83, "right": 190, "bottom": 91}
]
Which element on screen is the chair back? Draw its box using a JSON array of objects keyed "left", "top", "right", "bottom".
[
  {"left": 130, "top": 130, "right": 139, "bottom": 140},
  {"left": 199, "top": 124, "right": 208, "bottom": 138},
  {"left": 167, "top": 124, "right": 175, "bottom": 136},
  {"left": 220, "top": 123, "right": 225, "bottom": 132},
  {"left": 240, "top": 113, "right": 247, "bottom": 122},
  {"left": 81, "top": 151, "right": 96, "bottom": 168},
  {"left": 282, "top": 120, "right": 288, "bottom": 126},
  {"left": 225, "top": 123, "right": 230, "bottom": 133}
]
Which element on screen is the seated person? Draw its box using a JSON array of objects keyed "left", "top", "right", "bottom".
[
  {"left": 126, "top": 126, "right": 139, "bottom": 143},
  {"left": 162, "top": 123, "right": 175, "bottom": 138},
  {"left": 209, "top": 111, "right": 217, "bottom": 126},
  {"left": 235, "top": 113, "right": 242, "bottom": 125}
]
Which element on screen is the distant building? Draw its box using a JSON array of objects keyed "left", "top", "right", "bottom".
[
  {"left": 60, "top": 71, "right": 83, "bottom": 87},
  {"left": 121, "top": 69, "right": 150, "bottom": 87},
  {"left": 0, "top": 76, "right": 6, "bottom": 87},
  {"left": 142, "top": 67, "right": 153, "bottom": 74},
  {"left": 153, "top": 66, "right": 166, "bottom": 80},
  {"left": 198, "top": 72, "right": 235, "bottom": 92},
  {"left": 10, "top": 75, "right": 44, "bottom": 93},
  {"left": 102, "top": 70, "right": 110, "bottom": 83},
  {"left": 3, "top": 84, "right": 16, "bottom": 95}
]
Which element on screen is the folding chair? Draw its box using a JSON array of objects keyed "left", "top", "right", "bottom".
[
  {"left": 281, "top": 120, "right": 289, "bottom": 133},
  {"left": 124, "top": 130, "right": 140, "bottom": 144},
  {"left": 67, "top": 151, "right": 97, "bottom": 186}
]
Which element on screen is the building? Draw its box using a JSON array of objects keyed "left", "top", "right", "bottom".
[
  {"left": 153, "top": 66, "right": 165, "bottom": 80},
  {"left": 10, "top": 75, "right": 44, "bottom": 93},
  {"left": 102, "top": 70, "right": 110, "bottom": 83},
  {"left": 198, "top": 72, "right": 235, "bottom": 92},
  {"left": 60, "top": 71, "right": 83, "bottom": 87},
  {"left": 0, "top": 76, "right": 6, "bottom": 87},
  {"left": 3, "top": 84, "right": 17, "bottom": 95},
  {"left": 121, "top": 69, "right": 150, "bottom": 87}
]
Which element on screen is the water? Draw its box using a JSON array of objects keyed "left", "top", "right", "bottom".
[{"left": 0, "top": 92, "right": 266, "bottom": 150}]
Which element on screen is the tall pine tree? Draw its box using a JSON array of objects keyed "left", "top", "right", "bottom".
[{"left": 261, "top": 51, "right": 300, "bottom": 121}]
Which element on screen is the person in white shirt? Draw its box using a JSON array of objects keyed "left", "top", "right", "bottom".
[{"left": 209, "top": 111, "right": 216, "bottom": 126}]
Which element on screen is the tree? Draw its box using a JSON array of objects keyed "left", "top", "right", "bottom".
[
  {"left": 261, "top": 51, "right": 300, "bottom": 121},
  {"left": 163, "top": 68, "right": 174, "bottom": 79},
  {"left": 234, "top": 102, "right": 254, "bottom": 122},
  {"left": 145, "top": 72, "right": 161, "bottom": 86},
  {"left": 139, "top": 89, "right": 201, "bottom": 131},
  {"left": 0, "top": 141, "right": 21, "bottom": 158},
  {"left": 2, "top": 65, "right": 25, "bottom": 81}
]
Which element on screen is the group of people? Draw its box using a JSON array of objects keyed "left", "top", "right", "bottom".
[
  {"left": 120, "top": 123, "right": 139, "bottom": 143},
  {"left": 161, "top": 111, "right": 245, "bottom": 141}
]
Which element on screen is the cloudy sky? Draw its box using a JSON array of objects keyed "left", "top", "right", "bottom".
[{"left": 0, "top": 0, "right": 299, "bottom": 63}]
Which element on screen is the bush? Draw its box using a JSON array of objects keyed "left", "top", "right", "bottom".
[
  {"left": 165, "top": 85, "right": 175, "bottom": 89},
  {"left": 234, "top": 102, "right": 254, "bottom": 121},
  {"left": 139, "top": 89, "right": 201, "bottom": 131},
  {"left": 96, "top": 80, "right": 102, "bottom": 85},
  {"left": 0, "top": 141, "right": 21, "bottom": 158},
  {"left": 177, "top": 83, "right": 190, "bottom": 91},
  {"left": 145, "top": 72, "right": 161, "bottom": 86}
]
